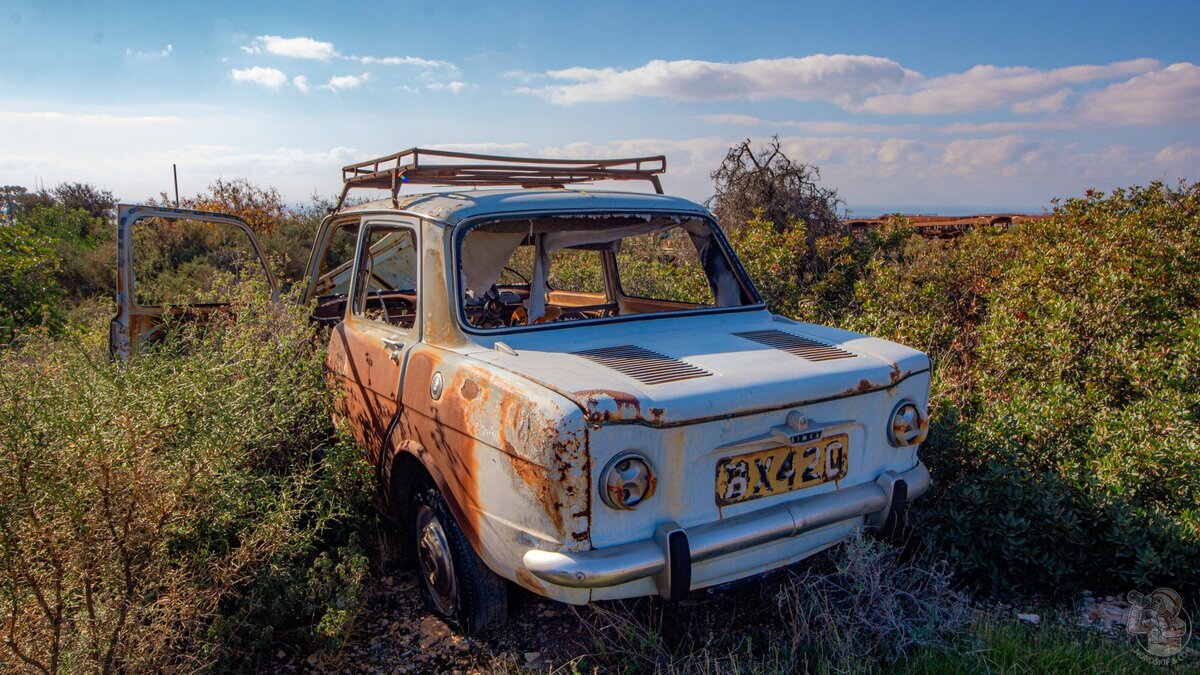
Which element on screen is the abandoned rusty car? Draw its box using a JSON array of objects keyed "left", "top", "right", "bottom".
[{"left": 110, "top": 149, "right": 932, "bottom": 633}]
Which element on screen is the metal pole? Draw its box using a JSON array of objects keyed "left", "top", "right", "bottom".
[{"left": 173, "top": 164, "right": 179, "bottom": 206}]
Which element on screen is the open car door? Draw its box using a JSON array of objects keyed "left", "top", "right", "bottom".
[{"left": 110, "top": 204, "right": 279, "bottom": 359}]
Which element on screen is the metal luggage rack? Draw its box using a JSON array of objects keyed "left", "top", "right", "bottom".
[{"left": 335, "top": 147, "right": 667, "bottom": 211}]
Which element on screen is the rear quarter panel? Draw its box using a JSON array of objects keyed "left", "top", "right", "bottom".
[{"left": 391, "top": 345, "right": 593, "bottom": 601}]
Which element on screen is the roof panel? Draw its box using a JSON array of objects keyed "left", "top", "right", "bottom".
[{"left": 338, "top": 189, "right": 709, "bottom": 225}]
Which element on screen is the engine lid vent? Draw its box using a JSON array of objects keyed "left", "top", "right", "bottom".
[
  {"left": 733, "top": 329, "right": 856, "bottom": 362},
  {"left": 573, "top": 345, "right": 712, "bottom": 385}
]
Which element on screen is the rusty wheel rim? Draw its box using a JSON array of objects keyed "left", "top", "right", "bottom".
[{"left": 415, "top": 505, "right": 458, "bottom": 616}]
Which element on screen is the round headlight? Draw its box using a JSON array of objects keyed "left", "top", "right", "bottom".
[
  {"left": 600, "top": 451, "right": 656, "bottom": 511},
  {"left": 888, "top": 401, "right": 928, "bottom": 447}
]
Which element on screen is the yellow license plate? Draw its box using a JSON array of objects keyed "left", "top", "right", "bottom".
[{"left": 715, "top": 434, "right": 848, "bottom": 506}]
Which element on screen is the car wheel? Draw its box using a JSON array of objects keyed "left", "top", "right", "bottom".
[{"left": 409, "top": 481, "right": 508, "bottom": 634}]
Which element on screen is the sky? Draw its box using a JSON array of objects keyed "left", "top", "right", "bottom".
[{"left": 2, "top": 0, "right": 1198, "bottom": 215}]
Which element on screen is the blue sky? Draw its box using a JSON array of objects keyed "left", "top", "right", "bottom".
[{"left": 2, "top": 0, "right": 1198, "bottom": 214}]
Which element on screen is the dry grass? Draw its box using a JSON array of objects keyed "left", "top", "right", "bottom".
[{"left": 552, "top": 532, "right": 970, "bottom": 674}]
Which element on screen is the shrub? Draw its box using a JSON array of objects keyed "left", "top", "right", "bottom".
[
  {"left": 572, "top": 533, "right": 969, "bottom": 673},
  {"left": 21, "top": 204, "right": 115, "bottom": 301},
  {"left": 0, "top": 283, "right": 376, "bottom": 672},
  {"left": 850, "top": 182, "right": 1200, "bottom": 598},
  {"left": 0, "top": 220, "right": 64, "bottom": 342},
  {"left": 773, "top": 532, "right": 971, "bottom": 670},
  {"left": 728, "top": 210, "right": 913, "bottom": 324}
]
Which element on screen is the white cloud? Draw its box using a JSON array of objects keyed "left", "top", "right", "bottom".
[
  {"left": 126, "top": 44, "right": 173, "bottom": 59},
  {"left": 515, "top": 54, "right": 1200, "bottom": 131},
  {"left": 354, "top": 55, "right": 455, "bottom": 70},
  {"left": 246, "top": 35, "right": 337, "bottom": 60},
  {"left": 518, "top": 55, "right": 917, "bottom": 105},
  {"left": 239, "top": 35, "right": 455, "bottom": 71},
  {"left": 1078, "top": 62, "right": 1200, "bottom": 125},
  {"left": 426, "top": 81, "right": 468, "bottom": 94},
  {"left": 427, "top": 142, "right": 532, "bottom": 153},
  {"left": 292, "top": 75, "right": 309, "bottom": 93},
  {"left": 937, "top": 120, "right": 1077, "bottom": 134},
  {"left": 502, "top": 69, "right": 541, "bottom": 82},
  {"left": 0, "top": 106, "right": 365, "bottom": 200},
  {"left": 536, "top": 137, "right": 735, "bottom": 197},
  {"left": 877, "top": 139, "right": 923, "bottom": 164},
  {"left": 853, "top": 58, "right": 1159, "bottom": 115},
  {"left": 697, "top": 114, "right": 921, "bottom": 134},
  {"left": 1011, "top": 88, "right": 1071, "bottom": 114},
  {"left": 230, "top": 66, "right": 288, "bottom": 89},
  {"left": 939, "top": 135, "right": 1049, "bottom": 176},
  {"left": 0, "top": 111, "right": 180, "bottom": 127},
  {"left": 320, "top": 73, "right": 370, "bottom": 92},
  {"left": 1154, "top": 142, "right": 1200, "bottom": 175},
  {"left": 697, "top": 113, "right": 763, "bottom": 126}
]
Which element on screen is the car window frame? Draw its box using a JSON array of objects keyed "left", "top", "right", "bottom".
[
  {"left": 348, "top": 217, "right": 421, "bottom": 333},
  {"left": 450, "top": 209, "right": 764, "bottom": 336}
]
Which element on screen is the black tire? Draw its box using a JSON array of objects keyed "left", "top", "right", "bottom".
[{"left": 408, "top": 480, "right": 508, "bottom": 635}]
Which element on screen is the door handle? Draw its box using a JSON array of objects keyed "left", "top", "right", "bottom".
[{"left": 381, "top": 337, "right": 404, "bottom": 364}]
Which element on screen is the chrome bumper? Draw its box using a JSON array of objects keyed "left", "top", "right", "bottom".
[{"left": 523, "top": 463, "right": 930, "bottom": 594}]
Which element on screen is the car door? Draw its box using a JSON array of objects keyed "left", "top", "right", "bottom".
[
  {"left": 326, "top": 218, "right": 421, "bottom": 466},
  {"left": 110, "top": 204, "right": 279, "bottom": 359}
]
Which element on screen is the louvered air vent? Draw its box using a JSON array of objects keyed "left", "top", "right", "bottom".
[
  {"left": 734, "top": 329, "right": 857, "bottom": 362},
  {"left": 573, "top": 345, "right": 712, "bottom": 385}
]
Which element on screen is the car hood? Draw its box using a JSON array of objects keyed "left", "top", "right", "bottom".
[{"left": 465, "top": 310, "right": 930, "bottom": 427}]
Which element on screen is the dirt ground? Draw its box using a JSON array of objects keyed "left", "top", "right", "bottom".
[
  {"left": 283, "top": 532, "right": 804, "bottom": 674},
  {"left": 279, "top": 534, "right": 1190, "bottom": 674}
]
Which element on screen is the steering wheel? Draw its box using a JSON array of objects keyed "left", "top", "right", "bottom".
[{"left": 503, "top": 265, "right": 530, "bottom": 286}]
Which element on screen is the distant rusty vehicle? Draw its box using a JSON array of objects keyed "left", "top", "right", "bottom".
[
  {"left": 844, "top": 213, "right": 1047, "bottom": 238},
  {"left": 111, "top": 149, "right": 932, "bottom": 634}
]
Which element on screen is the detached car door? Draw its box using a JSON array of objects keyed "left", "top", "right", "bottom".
[
  {"left": 326, "top": 217, "right": 421, "bottom": 465},
  {"left": 110, "top": 204, "right": 278, "bottom": 359}
]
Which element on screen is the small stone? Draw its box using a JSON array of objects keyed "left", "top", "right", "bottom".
[
  {"left": 524, "top": 651, "right": 540, "bottom": 664},
  {"left": 275, "top": 649, "right": 286, "bottom": 659},
  {"left": 383, "top": 576, "right": 394, "bottom": 587},
  {"left": 1017, "top": 612, "right": 1041, "bottom": 625},
  {"left": 306, "top": 654, "right": 318, "bottom": 666},
  {"left": 419, "top": 616, "right": 452, "bottom": 648}
]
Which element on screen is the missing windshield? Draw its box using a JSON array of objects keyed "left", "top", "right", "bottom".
[{"left": 457, "top": 213, "right": 758, "bottom": 330}]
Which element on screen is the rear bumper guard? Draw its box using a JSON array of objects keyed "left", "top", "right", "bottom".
[{"left": 523, "top": 462, "right": 931, "bottom": 598}]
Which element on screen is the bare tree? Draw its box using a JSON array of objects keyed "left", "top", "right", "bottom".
[
  {"left": 51, "top": 183, "right": 117, "bottom": 220},
  {"left": 708, "top": 136, "right": 843, "bottom": 236}
]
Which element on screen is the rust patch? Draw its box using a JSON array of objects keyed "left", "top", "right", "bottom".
[
  {"left": 552, "top": 429, "right": 591, "bottom": 544},
  {"left": 460, "top": 378, "right": 479, "bottom": 400},
  {"left": 840, "top": 377, "right": 881, "bottom": 397},
  {"left": 573, "top": 389, "right": 646, "bottom": 423},
  {"left": 506, "top": 451, "right": 565, "bottom": 536},
  {"left": 399, "top": 349, "right": 485, "bottom": 553},
  {"left": 400, "top": 349, "right": 592, "bottom": 552}
]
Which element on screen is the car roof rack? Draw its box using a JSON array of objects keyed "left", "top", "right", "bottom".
[{"left": 334, "top": 147, "right": 666, "bottom": 211}]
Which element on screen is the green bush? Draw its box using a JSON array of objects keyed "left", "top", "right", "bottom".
[
  {"left": 0, "top": 283, "right": 376, "bottom": 672},
  {"left": 730, "top": 211, "right": 914, "bottom": 323},
  {"left": 22, "top": 204, "right": 115, "bottom": 301},
  {"left": 847, "top": 182, "right": 1200, "bottom": 598},
  {"left": 0, "top": 220, "right": 64, "bottom": 342}
]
